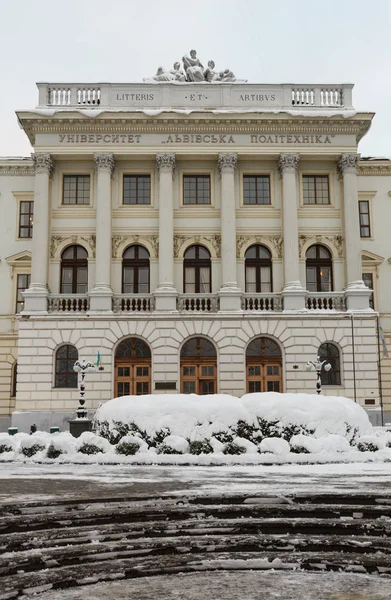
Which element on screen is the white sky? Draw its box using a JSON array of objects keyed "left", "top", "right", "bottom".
[{"left": 0, "top": 0, "right": 390, "bottom": 157}]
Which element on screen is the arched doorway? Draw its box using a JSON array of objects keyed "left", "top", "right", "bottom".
[
  {"left": 181, "top": 337, "right": 217, "bottom": 394},
  {"left": 246, "top": 337, "right": 282, "bottom": 393},
  {"left": 114, "top": 338, "right": 151, "bottom": 397}
]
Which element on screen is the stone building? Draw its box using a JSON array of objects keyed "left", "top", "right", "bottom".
[{"left": 0, "top": 75, "right": 390, "bottom": 431}]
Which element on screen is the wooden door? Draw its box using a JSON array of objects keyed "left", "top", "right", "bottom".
[
  {"left": 181, "top": 363, "right": 217, "bottom": 394},
  {"left": 114, "top": 361, "right": 151, "bottom": 397},
  {"left": 246, "top": 362, "right": 282, "bottom": 393}
]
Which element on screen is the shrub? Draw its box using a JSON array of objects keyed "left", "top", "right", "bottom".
[
  {"left": 0, "top": 443, "right": 13, "bottom": 454},
  {"left": 259, "top": 437, "right": 290, "bottom": 455},
  {"left": 357, "top": 441, "right": 379, "bottom": 452},
  {"left": 188, "top": 440, "right": 214, "bottom": 455},
  {"left": 78, "top": 443, "right": 103, "bottom": 455},
  {"left": 223, "top": 442, "right": 247, "bottom": 455},
  {"left": 21, "top": 444, "right": 46, "bottom": 457},
  {"left": 116, "top": 441, "right": 140, "bottom": 456},
  {"left": 234, "top": 420, "right": 262, "bottom": 444},
  {"left": 213, "top": 431, "right": 234, "bottom": 444},
  {"left": 156, "top": 443, "right": 182, "bottom": 455},
  {"left": 290, "top": 445, "right": 310, "bottom": 454},
  {"left": 46, "top": 444, "right": 63, "bottom": 459}
]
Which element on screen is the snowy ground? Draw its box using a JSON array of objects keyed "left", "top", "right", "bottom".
[{"left": 0, "top": 462, "right": 391, "bottom": 502}]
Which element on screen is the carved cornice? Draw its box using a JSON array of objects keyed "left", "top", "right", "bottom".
[
  {"left": 0, "top": 165, "right": 34, "bottom": 177},
  {"left": 298, "top": 234, "right": 344, "bottom": 259},
  {"left": 112, "top": 234, "right": 159, "bottom": 259},
  {"left": 358, "top": 162, "right": 391, "bottom": 176},
  {"left": 156, "top": 153, "right": 175, "bottom": 173},
  {"left": 50, "top": 234, "right": 96, "bottom": 259},
  {"left": 174, "top": 234, "right": 221, "bottom": 258},
  {"left": 20, "top": 116, "right": 373, "bottom": 145},
  {"left": 278, "top": 153, "right": 299, "bottom": 174},
  {"left": 236, "top": 235, "right": 283, "bottom": 259},
  {"left": 94, "top": 153, "right": 114, "bottom": 173},
  {"left": 218, "top": 153, "right": 237, "bottom": 174},
  {"left": 32, "top": 153, "right": 53, "bottom": 175},
  {"left": 338, "top": 153, "right": 359, "bottom": 176}
]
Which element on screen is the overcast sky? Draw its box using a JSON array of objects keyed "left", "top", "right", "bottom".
[{"left": 0, "top": 0, "right": 390, "bottom": 157}]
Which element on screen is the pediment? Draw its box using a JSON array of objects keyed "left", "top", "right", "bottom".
[
  {"left": 361, "top": 250, "right": 384, "bottom": 265},
  {"left": 5, "top": 251, "right": 32, "bottom": 267}
]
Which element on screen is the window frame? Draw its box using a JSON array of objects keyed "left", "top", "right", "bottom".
[
  {"left": 122, "top": 174, "right": 152, "bottom": 206},
  {"left": 122, "top": 245, "right": 150, "bottom": 294},
  {"left": 62, "top": 174, "right": 91, "bottom": 206},
  {"left": 179, "top": 170, "right": 215, "bottom": 208},
  {"left": 182, "top": 174, "right": 211, "bottom": 206},
  {"left": 54, "top": 344, "right": 78, "bottom": 389},
  {"left": 318, "top": 342, "right": 342, "bottom": 386},
  {"left": 244, "top": 244, "right": 273, "bottom": 293},
  {"left": 305, "top": 244, "right": 333, "bottom": 292},
  {"left": 302, "top": 174, "right": 330, "bottom": 205},
  {"left": 18, "top": 200, "right": 34, "bottom": 238},
  {"left": 15, "top": 273, "right": 31, "bottom": 313},
  {"left": 183, "top": 245, "right": 212, "bottom": 294},
  {"left": 358, "top": 200, "right": 371, "bottom": 238},
  {"left": 243, "top": 174, "right": 271, "bottom": 206},
  {"left": 362, "top": 272, "right": 375, "bottom": 310},
  {"left": 60, "top": 245, "right": 88, "bottom": 294}
]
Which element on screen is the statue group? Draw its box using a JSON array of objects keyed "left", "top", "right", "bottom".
[{"left": 146, "top": 50, "right": 243, "bottom": 83}]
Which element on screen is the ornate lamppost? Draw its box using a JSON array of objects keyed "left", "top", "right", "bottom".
[
  {"left": 305, "top": 355, "right": 331, "bottom": 395},
  {"left": 69, "top": 359, "right": 97, "bottom": 437}
]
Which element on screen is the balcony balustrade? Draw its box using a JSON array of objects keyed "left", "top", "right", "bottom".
[
  {"left": 306, "top": 292, "right": 347, "bottom": 311},
  {"left": 177, "top": 294, "right": 219, "bottom": 312},
  {"left": 241, "top": 293, "right": 283, "bottom": 312},
  {"left": 113, "top": 294, "right": 155, "bottom": 313},
  {"left": 48, "top": 294, "right": 89, "bottom": 313}
]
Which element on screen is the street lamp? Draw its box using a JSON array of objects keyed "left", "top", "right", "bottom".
[
  {"left": 73, "top": 359, "right": 97, "bottom": 419},
  {"left": 305, "top": 355, "right": 331, "bottom": 395}
]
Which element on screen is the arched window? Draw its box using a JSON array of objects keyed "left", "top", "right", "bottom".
[
  {"left": 55, "top": 345, "right": 78, "bottom": 388},
  {"left": 11, "top": 362, "right": 17, "bottom": 398},
  {"left": 184, "top": 245, "right": 211, "bottom": 293},
  {"left": 306, "top": 244, "right": 333, "bottom": 292},
  {"left": 318, "top": 342, "right": 341, "bottom": 385},
  {"left": 245, "top": 245, "right": 272, "bottom": 293},
  {"left": 114, "top": 338, "right": 151, "bottom": 397},
  {"left": 181, "top": 337, "right": 217, "bottom": 394},
  {"left": 122, "top": 245, "right": 150, "bottom": 294},
  {"left": 246, "top": 337, "right": 282, "bottom": 393},
  {"left": 60, "top": 245, "right": 88, "bottom": 294}
]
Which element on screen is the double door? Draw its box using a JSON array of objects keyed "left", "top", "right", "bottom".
[
  {"left": 114, "top": 361, "right": 151, "bottom": 397},
  {"left": 181, "top": 363, "right": 217, "bottom": 394},
  {"left": 246, "top": 362, "right": 282, "bottom": 393}
]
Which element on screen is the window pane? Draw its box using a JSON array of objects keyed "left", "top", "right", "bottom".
[
  {"left": 199, "top": 267, "right": 211, "bottom": 293},
  {"left": 123, "top": 175, "right": 151, "bottom": 205},
  {"left": 306, "top": 267, "right": 317, "bottom": 291},
  {"left": 246, "top": 267, "right": 257, "bottom": 293},
  {"left": 184, "top": 381, "right": 196, "bottom": 394},
  {"left": 183, "top": 175, "right": 211, "bottom": 205},
  {"left": 320, "top": 267, "right": 332, "bottom": 292},
  {"left": 184, "top": 267, "right": 195, "bottom": 293}
]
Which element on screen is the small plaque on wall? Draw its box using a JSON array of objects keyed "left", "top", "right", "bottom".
[{"left": 155, "top": 381, "right": 177, "bottom": 391}]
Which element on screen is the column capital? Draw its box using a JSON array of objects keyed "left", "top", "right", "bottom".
[
  {"left": 156, "top": 153, "right": 176, "bottom": 173},
  {"left": 278, "top": 153, "right": 299, "bottom": 174},
  {"left": 94, "top": 153, "right": 115, "bottom": 174},
  {"left": 338, "top": 153, "right": 360, "bottom": 176},
  {"left": 218, "top": 153, "right": 237, "bottom": 174},
  {"left": 32, "top": 153, "right": 53, "bottom": 175}
]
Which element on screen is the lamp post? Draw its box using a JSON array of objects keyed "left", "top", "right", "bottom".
[
  {"left": 306, "top": 355, "right": 331, "bottom": 395},
  {"left": 69, "top": 358, "right": 97, "bottom": 437}
]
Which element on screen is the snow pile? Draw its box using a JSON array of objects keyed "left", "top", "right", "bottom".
[{"left": 259, "top": 437, "right": 290, "bottom": 455}]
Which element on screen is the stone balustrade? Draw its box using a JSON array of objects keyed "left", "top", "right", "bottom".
[
  {"left": 306, "top": 292, "right": 347, "bottom": 311},
  {"left": 177, "top": 294, "right": 219, "bottom": 313},
  {"left": 241, "top": 293, "right": 282, "bottom": 312},
  {"left": 48, "top": 294, "right": 90, "bottom": 313},
  {"left": 113, "top": 294, "right": 155, "bottom": 313}
]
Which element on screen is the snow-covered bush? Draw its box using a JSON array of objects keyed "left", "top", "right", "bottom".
[
  {"left": 223, "top": 441, "right": 247, "bottom": 455},
  {"left": 259, "top": 437, "right": 290, "bottom": 455},
  {"left": 76, "top": 432, "right": 111, "bottom": 455},
  {"left": 0, "top": 434, "right": 15, "bottom": 454},
  {"left": 188, "top": 439, "right": 214, "bottom": 455},
  {"left": 116, "top": 435, "right": 148, "bottom": 456},
  {"left": 290, "top": 434, "right": 321, "bottom": 454},
  {"left": 19, "top": 435, "right": 47, "bottom": 457},
  {"left": 157, "top": 434, "right": 189, "bottom": 455},
  {"left": 316, "top": 434, "right": 350, "bottom": 453},
  {"left": 356, "top": 435, "right": 386, "bottom": 453},
  {"left": 46, "top": 432, "right": 76, "bottom": 459}
]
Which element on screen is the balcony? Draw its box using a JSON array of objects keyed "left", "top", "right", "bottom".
[
  {"left": 242, "top": 293, "right": 282, "bottom": 312},
  {"left": 177, "top": 294, "right": 219, "bottom": 313},
  {"left": 113, "top": 294, "right": 155, "bottom": 313},
  {"left": 306, "top": 292, "right": 346, "bottom": 311},
  {"left": 48, "top": 294, "right": 89, "bottom": 313}
]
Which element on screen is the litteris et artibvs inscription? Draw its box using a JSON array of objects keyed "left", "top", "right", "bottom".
[{"left": 57, "top": 133, "right": 334, "bottom": 145}]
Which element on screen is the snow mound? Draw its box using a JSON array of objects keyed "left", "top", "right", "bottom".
[{"left": 259, "top": 438, "right": 290, "bottom": 455}]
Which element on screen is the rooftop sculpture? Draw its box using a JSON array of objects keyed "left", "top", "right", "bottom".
[{"left": 145, "top": 49, "right": 245, "bottom": 83}]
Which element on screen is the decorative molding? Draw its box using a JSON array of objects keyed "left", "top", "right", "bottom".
[
  {"left": 338, "top": 153, "right": 359, "bottom": 176},
  {"left": 5, "top": 251, "right": 32, "bottom": 279},
  {"left": 94, "top": 153, "right": 114, "bottom": 173},
  {"left": 111, "top": 234, "right": 159, "bottom": 259},
  {"left": 32, "top": 153, "right": 53, "bottom": 175},
  {"left": 236, "top": 235, "right": 283, "bottom": 259},
  {"left": 278, "top": 153, "right": 299, "bottom": 174},
  {"left": 156, "top": 153, "right": 176, "bottom": 173},
  {"left": 218, "top": 153, "right": 237, "bottom": 174},
  {"left": 173, "top": 234, "right": 221, "bottom": 258},
  {"left": 50, "top": 234, "right": 96, "bottom": 259},
  {"left": 298, "top": 234, "right": 344, "bottom": 259},
  {"left": 358, "top": 163, "right": 391, "bottom": 176},
  {"left": 0, "top": 165, "right": 34, "bottom": 177}
]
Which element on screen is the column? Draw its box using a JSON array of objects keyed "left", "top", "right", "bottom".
[
  {"left": 89, "top": 153, "right": 114, "bottom": 312},
  {"left": 278, "top": 154, "right": 306, "bottom": 311},
  {"left": 338, "top": 153, "right": 371, "bottom": 310},
  {"left": 23, "top": 153, "right": 53, "bottom": 313},
  {"left": 218, "top": 153, "right": 241, "bottom": 311},
  {"left": 154, "top": 153, "right": 177, "bottom": 311}
]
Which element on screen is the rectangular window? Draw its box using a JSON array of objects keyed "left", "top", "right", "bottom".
[
  {"left": 19, "top": 201, "right": 34, "bottom": 238},
  {"left": 243, "top": 175, "right": 271, "bottom": 205},
  {"left": 362, "top": 272, "right": 374, "bottom": 309},
  {"left": 183, "top": 175, "right": 211, "bottom": 205},
  {"left": 62, "top": 175, "right": 90, "bottom": 205},
  {"left": 16, "top": 274, "right": 30, "bottom": 313},
  {"left": 359, "top": 201, "right": 371, "bottom": 237},
  {"left": 303, "top": 175, "right": 330, "bottom": 205},
  {"left": 123, "top": 175, "right": 151, "bottom": 205}
]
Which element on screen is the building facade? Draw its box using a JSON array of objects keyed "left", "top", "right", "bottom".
[{"left": 0, "top": 75, "right": 390, "bottom": 431}]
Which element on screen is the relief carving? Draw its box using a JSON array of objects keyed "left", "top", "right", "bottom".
[
  {"left": 112, "top": 234, "right": 158, "bottom": 258},
  {"left": 50, "top": 234, "right": 96, "bottom": 258},
  {"left": 236, "top": 235, "right": 283, "bottom": 258},
  {"left": 174, "top": 234, "right": 221, "bottom": 258},
  {"left": 298, "top": 234, "right": 344, "bottom": 258}
]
